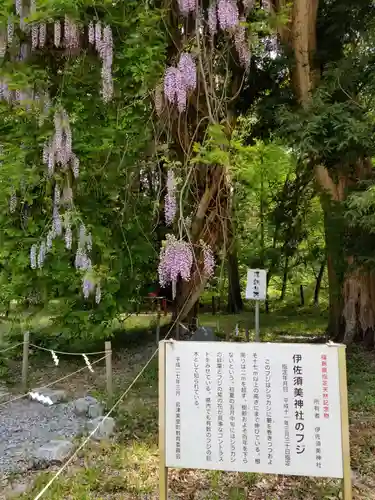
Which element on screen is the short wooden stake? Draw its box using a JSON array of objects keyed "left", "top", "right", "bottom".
[
  {"left": 22, "top": 331, "right": 29, "bottom": 392},
  {"left": 159, "top": 341, "right": 168, "bottom": 500},
  {"left": 105, "top": 341, "right": 113, "bottom": 404},
  {"left": 338, "top": 345, "right": 352, "bottom": 500},
  {"left": 245, "top": 327, "right": 250, "bottom": 342}
]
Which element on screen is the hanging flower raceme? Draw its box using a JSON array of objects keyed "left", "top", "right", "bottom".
[
  {"left": 165, "top": 170, "right": 177, "bottom": 225},
  {"left": 163, "top": 53, "right": 197, "bottom": 112},
  {"left": 201, "top": 241, "right": 215, "bottom": 277},
  {"left": 208, "top": 2, "right": 218, "bottom": 36},
  {"left": 64, "top": 15, "right": 79, "bottom": 49},
  {"left": 217, "top": 0, "right": 239, "bottom": 30},
  {"left": 178, "top": 53, "right": 197, "bottom": 91},
  {"left": 42, "top": 108, "right": 76, "bottom": 177},
  {"left": 178, "top": 0, "right": 197, "bottom": 16},
  {"left": 158, "top": 234, "right": 193, "bottom": 288},
  {"left": 89, "top": 21, "right": 114, "bottom": 102},
  {"left": 233, "top": 16, "right": 251, "bottom": 69}
]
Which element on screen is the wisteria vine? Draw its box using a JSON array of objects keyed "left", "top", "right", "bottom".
[
  {"left": 1, "top": 0, "right": 114, "bottom": 302},
  {"left": 158, "top": 0, "right": 256, "bottom": 290}
]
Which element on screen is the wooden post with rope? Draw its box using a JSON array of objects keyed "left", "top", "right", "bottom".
[
  {"left": 22, "top": 331, "right": 29, "bottom": 392},
  {"left": 105, "top": 341, "right": 113, "bottom": 405}
]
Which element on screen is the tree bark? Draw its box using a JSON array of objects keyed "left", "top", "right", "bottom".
[
  {"left": 317, "top": 163, "right": 375, "bottom": 347},
  {"left": 227, "top": 250, "right": 243, "bottom": 313}
]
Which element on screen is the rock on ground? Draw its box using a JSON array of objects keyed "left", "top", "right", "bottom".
[
  {"left": 34, "top": 440, "right": 74, "bottom": 467},
  {"left": 87, "top": 416, "right": 115, "bottom": 441},
  {"left": 74, "top": 396, "right": 103, "bottom": 419}
]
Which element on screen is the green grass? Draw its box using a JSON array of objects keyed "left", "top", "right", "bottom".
[
  {"left": 200, "top": 306, "right": 328, "bottom": 341},
  {"left": 4, "top": 307, "right": 375, "bottom": 500}
]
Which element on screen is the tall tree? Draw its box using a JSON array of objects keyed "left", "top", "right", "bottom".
[{"left": 264, "top": 0, "right": 375, "bottom": 345}]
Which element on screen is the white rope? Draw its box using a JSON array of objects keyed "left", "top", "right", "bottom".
[
  {"left": 0, "top": 354, "right": 108, "bottom": 408},
  {"left": 0, "top": 342, "right": 25, "bottom": 354},
  {"left": 29, "top": 343, "right": 107, "bottom": 356}
]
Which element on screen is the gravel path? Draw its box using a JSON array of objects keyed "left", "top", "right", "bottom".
[{"left": 0, "top": 397, "right": 86, "bottom": 477}]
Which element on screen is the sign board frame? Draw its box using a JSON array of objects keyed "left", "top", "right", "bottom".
[{"left": 158, "top": 340, "right": 352, "bottom": 500}]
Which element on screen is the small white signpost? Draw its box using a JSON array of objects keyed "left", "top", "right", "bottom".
[
  {"left": 245, "top": 269, "right": 267, "bottom": 341},
  {"left": 159, "top": 341, "right": 352, "bottom": 500}
]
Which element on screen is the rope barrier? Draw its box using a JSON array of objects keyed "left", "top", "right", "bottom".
[
  {"left": 0, "top": 342, "right": 25, "bottom": 354},
  {"left": 0, "top": 354, "right": 108, "bottom": 408},
  {"left": 29, "top": 343, "right": 107, "bottom": 356},
  {"left": 33, "top": 348, "right": 158, "bottom": 500},
  {"left": 32, "top": 289, "right": 193, "bottom": 499}
]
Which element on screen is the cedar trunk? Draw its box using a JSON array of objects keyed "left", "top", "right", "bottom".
[
  {"left": 317, "top": 163, "right": 375, "bottom": 347},
  {"left": 273, "top": 0, "right": 375, "bottom": 347}
]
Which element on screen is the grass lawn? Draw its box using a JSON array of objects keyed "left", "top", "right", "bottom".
[{"left": 3, "top": 307, "right": 375, "bottom": 499}]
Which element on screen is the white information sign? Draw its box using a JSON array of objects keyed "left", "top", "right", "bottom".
[
  {"left": 165, "top": 341, "right": 344, "bottom": 478},
  {"left": 245, "top": 269, "right": 267, "bottom": 300}
]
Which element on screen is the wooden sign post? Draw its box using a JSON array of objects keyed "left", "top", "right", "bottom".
[
  {"left": 159, "top": 341, "right": 352, "bottom": 500},
  {"left": 159, "top": 341, "right": 168, "bottom": 500},
  {"left": 245, "top": 269, "right": 267, "bottom": 342},
  {"left": 338, "top": 346, "right": 352, "bottom": 500}
]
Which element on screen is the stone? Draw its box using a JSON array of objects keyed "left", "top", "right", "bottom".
[
  {"left": 34, "top": 440, "right": 74, "bottom": 465},
  {"left": 191, "top": 326, "right": 217, "bottom": 342},
  {"left": 87, "top": 416, "right": 115, "bottom": 441},
  {"left": 31, "top": 388, "right": 66, "bottom": 404},
  {"left": 74, "top": 396, "right": 103, "bottom": 418}
]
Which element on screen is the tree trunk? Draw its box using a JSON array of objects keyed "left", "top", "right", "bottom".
[
  {"left": 316, "top": 163, "right": 375, "bottom": 347},
  {"left": 279, "top": 256, "right": 289, "bottom": 301},
  {"left": 227, "top": 250, "right": 243, "bottom": 313},
  {"left": 299, "top": 285, "right": 305, "bottom": 306},
  {"left": 313, "top": 261, "right": 325, "bottom": 305},
  {"left": 173, "top": 165, "right": 230, "bottom": 323}
]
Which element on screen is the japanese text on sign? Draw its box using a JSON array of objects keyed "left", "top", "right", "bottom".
[
  {"left": 165, "top": 342, "right": 344, "bottom": 478},
  {"left": 245, "top": 269, "right": 267, "bottom": 300}
]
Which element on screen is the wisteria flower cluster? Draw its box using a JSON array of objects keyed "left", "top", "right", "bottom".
[
  {"left": 211, "top": 0, "right": 251, "bottom": 68},
  {"left": 217, "top": 0, "right": 239, "bottom": 30},
  {"left": 88, "top": 21, "right": 114, "bottom": 102},
  {"left": 42, "top": 109, "right": 79, "bottom": 179},
  {"left": 177, "top": 0, "right": 197, "bottom": 16},
  {"left": 200, "top": 240, "right": 215, "bottom": 277},
  {"left": 1, "top": 1, "right": 114, "bottom": 103},
  {"left": 165, "top": 170, "right": 177, "bottom": 225},
  {"left": 158, "top": 234, "right": 193, "bottom": 289},
  {"left": 164, "top": 52, "right": 197, "bottom": 112},
  {"left": 74, "top": 223, "right": 101, "bottom": 301},
  {"left": 234, "top": 16, "right": 250, "bottom": 69}
]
